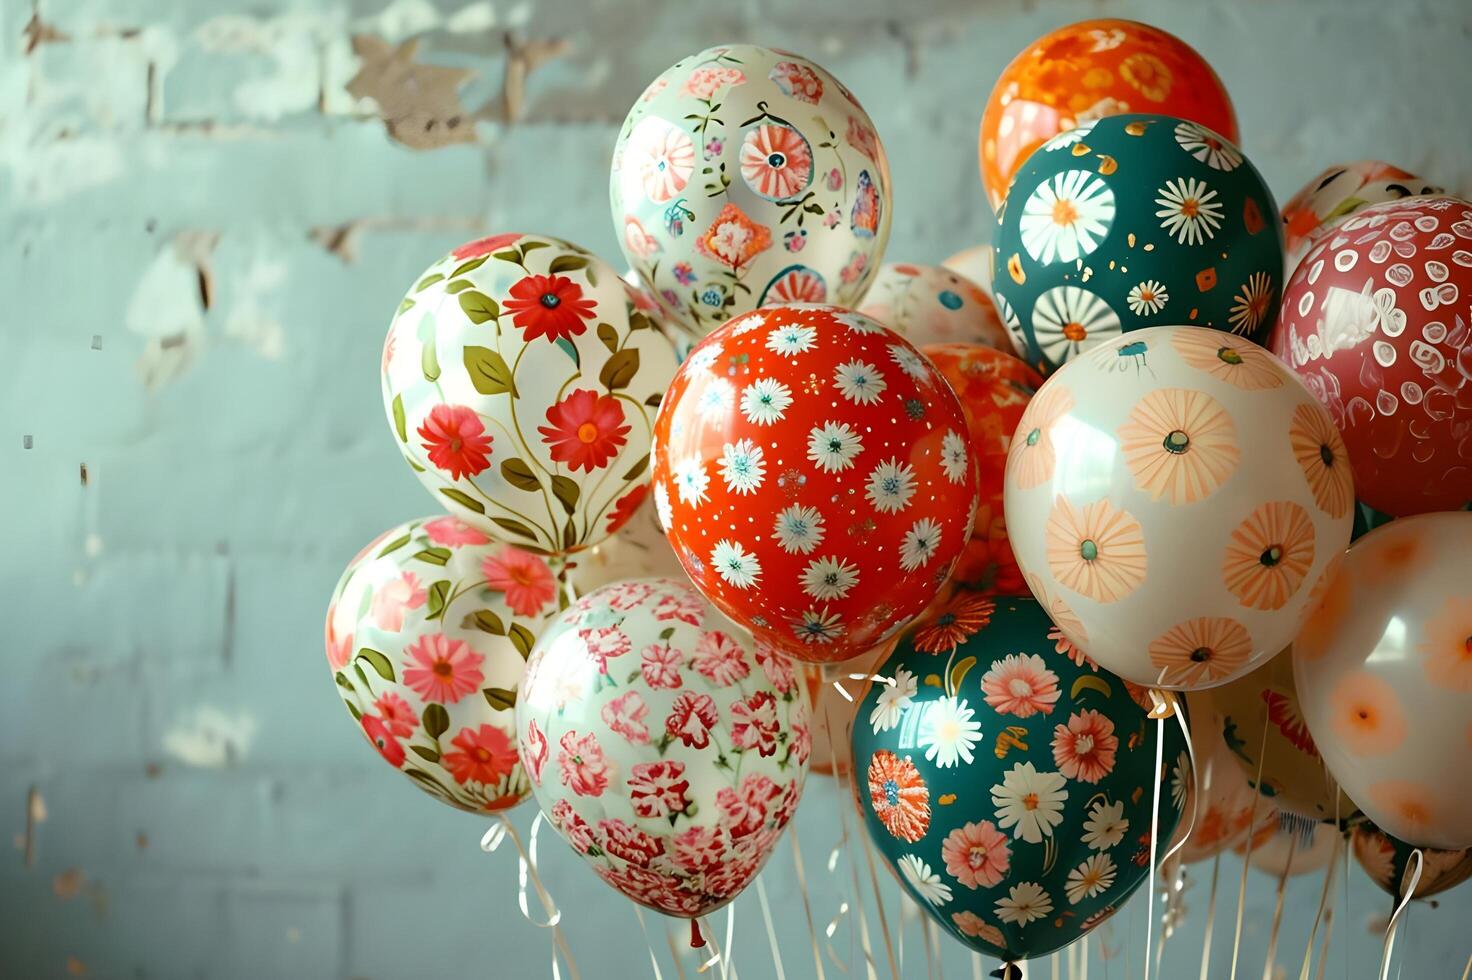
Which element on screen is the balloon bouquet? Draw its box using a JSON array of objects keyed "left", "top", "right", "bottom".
[{"left": 322, "top": 17, "right": 1472, "bottom": 977}]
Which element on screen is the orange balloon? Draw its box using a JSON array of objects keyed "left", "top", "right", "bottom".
[{"left": 979, "top": 19, "right": 1238, "bottom": 210}]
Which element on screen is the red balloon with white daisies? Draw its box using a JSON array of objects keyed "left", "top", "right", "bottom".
[{"left": 651, "top": 304, "right": 980, "bottom": 663}]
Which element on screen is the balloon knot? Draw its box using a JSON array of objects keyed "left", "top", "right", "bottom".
[
  {"left": 989, "top": 964, "right": 1023, "bottom": 980},
  {"left": 690, "top": 918, "right": 706, "bottom": 949}
]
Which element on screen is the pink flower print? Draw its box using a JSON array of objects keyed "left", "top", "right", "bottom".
[
  {"left": 673, "top": 262, "right": 697, "bottom": 286},
  {"left": 774, "top": 779, "right": 802, "bottom": 827},
  {"left": 754, "top": 640, "right": 796, "bottom": 694},
  {"left": 638, "top": 76, "right": 667, "bottom": 102},
  {"left": 941, "top": 820, "right": 1011, "bottom": 889},
  {"left": 601, "top": 690, "right": 651, "bottom": 745},
  {"left": 324, "top": 609, "right": 352, "bottom": 671},
  {"left": 624, "top": 215, "right": 661, "bottom": 259},
  {"left": 422, "top": 517, "right": 489, "bottom": 547},
  {"left": 730, "top": 823, "right": 781, "bottom": 861},
  {"left": 769, "top": 60, "right": 824, "bottom": 104},
  {"left": 980, "top": 653, "right": 1061, "bottom": 718},
  {"left": 704, "top": 854, "right": 761, "bottom": 898},
  {"left": 682, "top": 65, "right": 745, "bottom": 100},
  {"left": 671, "top": 825, "right": 728, "bottom": 874},
  {"left": 523, "top": 719, "right": 548, "bottom": 784},
  {"left": 693, "top": 630, "right": 750, "bottom": 686},
  {"left": 1051, "top": 709, "right": 1118, "bottom": 783},
  {"left": 704, "top": 137, "right": 724, "bottom": 160},
  {"left": 606, "top": 580, "right": 656, "bottom": 612},
  {"left": 784, "top": 229, "right": 808, "bottom": 252},
  {"left": 845, "top": 115, "right": 879, "bottom": 161},
  {"left": 596, "top": 818, "right": 666, "bottom": 867},
  {"left": 551, "top": 799, "right": 597, "bottom": 853},
  {"left": 579, "top": 626, "right": 632, "bottom": 674},
  {"left": 839, "top": 250, "right": 868, "bottom": 285},
  {"left": 371, "top": 572, "right": 427, "bottom": 631},
  {"left": 557, "top": 730, "right": 612, "bottom": 797},
  {"left": 641, "top": 643, "right": 683, "bottom": 689},
  {"left": 790, "top": 718, "right": 811, "bottom": 766},
  {"left": 372, "top": 691, "right": 416, "bottom": 738},
  {"left": 694, "top": 202, "right": 772, "bottom": 270},
  {"left": 823, "top": 208, "right": 841, "bottom": 229},
  {"left": 627, "top": 760, "right": 691, "bottom": 819},
  {"left": 402, "top": 634, "right": 484, "bottom": 704},
  {"left": 360, "top": 714, "right": 405, "bottom": 767},
  {"left": 718, "top": 773, "right": 781, "bottom": 838},
  {"left": 730, "top": 690, "right": 780, "bottom": 757},
  {"left": 654, "top": 588, "right": 704, "bottom": 625},
  {"left": 665, "top": 691, "right": 719, "bottom": 748},
  {"left": 826, "top": 167, "right": 843, "bottom": 191}
]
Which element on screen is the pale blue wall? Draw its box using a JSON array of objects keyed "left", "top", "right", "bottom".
[{"left": 4, "top": 0, "right": 1471, "bottom": 977}]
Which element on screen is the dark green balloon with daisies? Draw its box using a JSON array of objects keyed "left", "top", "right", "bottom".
[
  {"left": 991, "top": 113, "right": 1283, "bottom": 375},
  {"left": 851, "top": 596, "right": 1189, "bottom": 963}
]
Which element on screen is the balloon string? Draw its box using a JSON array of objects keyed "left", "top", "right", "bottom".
[
  {"left": 633, "top": 905, "right": 666, "bottom": 980},
  {"left": 1460, "top": 952, "right": 1471, "bottom": 980},
  {"left": 1143, "top": 712, "right": 1164, "bottom": 980},
  {"left": 816, "top": 695, "right": 859, "bottom": 976},
  {"left": 1260, "top": 833, "right": 1296, "bottom": 980},
  {"left": 1229, "top": 705, "right": 1273, "bottom": 980},
  {"left": 756, "top": 877, "right": 789, "bottom": 980},
  {"left": 665, "top": 924, "right": 690, "bottom": 980},
  {"left": 1152, "top": 692, "right": 1197, "bottom": 871},
  {"left": 1314, "top": 903, "right": 1334, "bottom": 980},
  {"left": 790, "top": 825, "right": 830, "bottom": 980},
  {"left": 1297, "top": 831, "right": 1343, "bottom": 980},
  {"left": 827, "top": 701, "right": 882, "bottom": 980},
  {"left": 695, "top": 915, "right": 723, "bottom": 978},
  {"left": 480, "top": 814, "right": 579, "bottom": 980},
  {"left": 1198, "top": 851, "right": 1222, "bottom": 980},
  {"left": 1377, "top": 849, "right": 1424, "bottom": 980}
]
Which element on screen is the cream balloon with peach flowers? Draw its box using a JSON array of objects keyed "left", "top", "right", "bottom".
[
  {"left": 1293, "top": 512, "right": 1472, "bottom": 850},
  {"left": 1003, "top": 326, "right": 1354, "bottom": 691}
]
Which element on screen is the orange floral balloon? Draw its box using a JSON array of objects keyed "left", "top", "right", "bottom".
[
  {"left": 979, "top": 19, "right": 1238, "bottom": 210},
  {"left": 922, "top": 344, "right": 1043, "bottom": 597}
]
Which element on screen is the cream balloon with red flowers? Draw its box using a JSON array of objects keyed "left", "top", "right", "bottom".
[
  {"left": 516, "top": 578, "right": 809, "bottom": 920},
  {"left": 611, "top": 44, "right": 892, "bottom": 338},
  {"left": 1002, "top": 326, "right": 1354, "bottom": 691},
  {"left": 325, "top": 517, "right": 565, "bottom": 814},
  {"left": 858, "top": 263, "right": 1010, "bottom": 351},
  {"left": 1293, "top": 512, "right": 1472, "bottom": 850},
  {"left": 383, "top": 233, "right": 679, "bottom": 555}
]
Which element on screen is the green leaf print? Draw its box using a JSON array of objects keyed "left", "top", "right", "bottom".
[
  {"left": 551, "top": 475, "right": 580, "bottom": 514},
  {"left": 483, "top": 687, "right": 517, "bottom": 711},
  {"left": 458, "top": 290, "right": 500, "bottom": 324},
  {"left": 600, "top": 348, "right": 640, "bottom": 391},
  {"left": 500, "top": 457, "right": 542, "bottom": 492},
  {"left": 422, "top": 703, "right": 450, "bottom": 739},
  {"left": 464, "top": 346, "right": 517, "bottom": 396},
  {"left": 463, "top": 609, "right": 507, "bottom": 635},
  {"left": 356, "top": 648, "right": 395, "bottom": 682},
  {"left": 391, "top": 394, "right": 407, "bottom": 442},
  {"left": 440, "top": 488, "right": 486, "bottom": 514},
  {"left": 425, "top": 579, "right": 451, "bottom": 619}
]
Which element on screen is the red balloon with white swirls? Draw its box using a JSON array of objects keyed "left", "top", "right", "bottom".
[{"left": 1269, "top": 196, "right": 1472, "bottom": 517}]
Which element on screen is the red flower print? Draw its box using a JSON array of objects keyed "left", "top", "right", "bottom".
[
  {"left": 671, "top": 825, "right": 728, "bottom": 874},
  {"left": 641, "top": 644, "right": 683, "bottom": 689},
  {"left": 371, "top": 571, "right": 427, "bottom": 632},
  {"left": 601, "top": 690, "right": 651, "bottom": 744},
  {"left": 627, "top": 760, "right": 691, "bottom": 819},
  {"left": 717, "top": 773, "right": 781, "bottom": 838},
  {"left": 1051, "top": 709, "right": 1118, "bottom": 783},
  {"left": 557, "top": 730, "right": 612, "bottom": 797},
  {"left": 451, "top": 233, "right": 521, "bottom": 261},
  {"left": 360, "top": 714, "right": 405, "bottom": 767},
  {"left": 730, "top": 690, "right": 780, "bottom": 757},
  {"left": 324, "top": 609, "right": 352, "bottom": 671},
  {"left": 790, "top": 718, "right": 811, "bottom": 766},
  {"left": 754, "top": 640, "right": 796, "bottom": 694},
  {"left": 606, "top": 581, "right": 656, "bottom": 612},
  {"left": 665, "top": 691, "right": 719, "bottom": 748},
  {"left": 606, "top": 484, "right": 649, "bottom": 535},
  {"left": 867, "top": 750, "right": 930, "bottom": 842},
  {"left": 372, "top": 691, "right": 417, "bottom": 738},
  {"left": 773, "top": 780, "right": 802, "bottom": 827},
  {"left": 693, "top": 629, "right": 751, "bottom": 686},
  {"left": 1133, "top": 831, "right": 1154, "bottom": 867},
  {"left": 423, "top": 516, "right": 490, "bottom": 547},
  {"left": 418, "top": 404, "right": 493, "bottom": 480},
  {"left": 694, "top": 202, "right": 772, "bottom": 270},
  {"left": 443, "top": 724, "right": 519, "bottom": 785},
  {"left": 502, "top": 273, "right": 597, "bottom": 343},
  {"left": 550, "top": 799, "right": 596, "bottom": 853},
  {"left": 704, "top": 854, "right": 761, "bottom": 899},
  {"left": 538, "top": 389, "right": 630, "bottom": 473},
  {"left": 579, "top": 625, "right": 632, "bottom": 674},
  {"left": 481, "top": 546, "right": 557, "bottom": 618},
  {"left": 1262, "top": 688, "right": 1318, "bottom": 756},
  {"left": 942, "top": 820, "right": 1011, "bottom": 889},
  {"left": 402, "top": 634, "right": 484, "bottom": 704},
  {"left": 523, "top": 719, "right": 548, "bottom": 784},
  {"left": 596, "top": 818, "right": 666, "bottom": 867},
  {"left": 654, "top": 589, "right": 704, "bottom": 626}
]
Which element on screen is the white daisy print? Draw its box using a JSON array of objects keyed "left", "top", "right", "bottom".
[
  {"left": 833, "top": 310, "right": 884, "bottom": 334},
  {"left": 673, "top": 457, "right": 710, "bottom": 507},
  {"left": 792, "top": 608, "right": 844, "bottom": 644},
  {"left": 1155, "top": 177, "right": 1224, "bottom": 246},
  {"left": 689, "top": 341, "right": 723, "bottom": 371},
  {"left": 697, "top": 378, "right": 735, "bottom": 421},
  {"left": 1227, "top": 271, "right": 1274, "bottom": 334},
  {"left": 740, "top": 377, "right": 793, "bottom": 425},
  {"left": 1019, "top": 169, "right": 1116, "bottom": 265},
  {"left": 900, "top": 518, "right": 943, "bottom": 572},
  {"left": 992, "top": 762, "right": 1068, "bottom": 843},
  {"left": 654, "top": 482, "right": 673, "bottom": 530},
  {"left": 1065, "top": 854, "right": 1116, "bottom": 905},
  {"left": 1170, "top": 749, "right": 1190, "bottom": 812},
  {"left": 1126, "top": 279, "right": 1169, "bottom": 316},
  {"left": 1043, "top": 122, "right": 1094, "bottom": 151},
  {"left": 869, "top": 667, "right": 917, "bottom": 733},
  {"left": 898, "top": 854, "right": 953, "bottom": 907},
  {"left": 766, "top": 323, "right": 817, "bottom": 357},
  {"left": 732, "top": 312, "right": 766, "bottom": 335},
  {"left": 865, "top": 458, "right": 917, "bottom": 513},
  {"left": 773, "top": 504, "right": 825, "bottom": 554},
  {"left": 918, "top": 695, "right": 982, "bottom": 768},
  {"left": 833, "top": 360, "right": 887, "bottom": 404},
  {"left": 711, "top": 539, "right": 760, "bottom": 589},
  {"left": 940, "top": 430, "right": 969, "bottom": 484},
  {"left": 802, "top": 556, "right": 860, "bottom": 601},
  {"left": 888, "top": 344, "right": 929, "bottom": 381},
  {"left": 807, "top": 422, "right": 864, "bottom": 473},
  {"left": 1031, "top": 286, "right": 1121, "bottom": 365},
  {"left": 1081, "top": 800, "right": 1129, "bottom": 851},
  {"left": 1174, "top": 121, "right": 1242, "bottom": 171},
  {"left": 995, "top": 882, "right": 1053, "bottom": 925},
  {"left": 719, "top": 439, "right": 765, "bottom": 494}
]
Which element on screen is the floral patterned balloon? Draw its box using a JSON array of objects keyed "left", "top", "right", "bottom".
[
  {"left": 516, "top": 578, "right": 809, "bottom": 918},
  {"left": 1003, "top": 326, "right": 1354, "bottom": 690},
  {"left": 651, "top": 304, "right": 979, "bottom": 663},
  {"left": 944, "top": 245, "right": 996, "bottom": 297},
  {"left": 921, "top": 344, "right": 1042, "bottom": 598},
  {"left": 859, "top": 263, "right": 1009, "bottom": 350},
  {"left": 612, "top": 44, "right": 892, "bottom": 337},
  {"left": 325, "top": 517, "right": 565, "bottom": 813},
  {"left": 802, "top": 647, "right": 889, "bottom": 778},
  {"left": 993, "top": 114, "right": 1282, "bottom": 375},
  {"left": 1293, "top": 512, "right": 1472, "bottom": 849},
  {"left": 1281, "top": 161, "right": 1443, "bottom": 275},
  {"left": 1237, "top": 820, "right": 1339, "bottom": 878},
  {"left": 1208, "top": 648, "right": 1357, "bottom": 824},
  {"left": 565, "top": 499, "right": 687, "bottom": 597},
  {"left": 851, "top": 596, "right": 1187, "bottom": 962},
  {"left": 1269, "top": 196, "right": 1472, "bottom": 517},
  {"left": 1168, "top": 693, "right": 1263, "bottom": 863},
  {"left": 383, "top": 234, "right": 679, "bottom": 554},
  {"left": 980, "top": 20, "right": 1238, "bottom": 212},
  {"left": 1353, "top": 823, "right": 1472, "bottom": 903}
]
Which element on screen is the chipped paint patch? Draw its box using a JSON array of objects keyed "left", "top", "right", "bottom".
[
  {"left": 161, "top": 706, "right": 258, "bottom": 768},
  {"left": 126, "top": 233, "right": 215, "bottom": 388}
]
